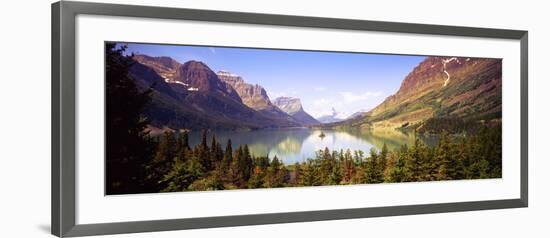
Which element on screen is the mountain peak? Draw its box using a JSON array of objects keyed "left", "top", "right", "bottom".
[
  {"left": 132, "top": 54, "right": 180, "bottom": 82},
  {"left": 316, "top": 107, "right": 347, "bottom": 124},
  {"left": 273, "top": 97, "right": 303, "bottom": 113},
  {"left": 181, "top": 60, "right": 210, "bottom": 70},
  {"left": 217, "top": 70, "right": 273, "bottom": 110},
  {"left": 273, "top": 97, "right": 318, "bottom": 126}
]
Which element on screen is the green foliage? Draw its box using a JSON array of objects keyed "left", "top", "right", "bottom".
[
  {"left": 419, "top": 117, "right": 482, "bottom": 135},
  {"left": 161, "top": 157, "right": 204, "bottom": 192},
  {"left": 300, "top": 159, "right": 321, "bottom": 186},
  {"left": 264, "top": 156, "right": 287, "bottom": 188},
  {"left": 386, "top": 145, "right": 408, "bottom": 182},
  {"left": 105, "top": 43, "right": 155, "bottom": 195},
  {"left": 134, "top": 124, "right": 502, "bottom": 193}
]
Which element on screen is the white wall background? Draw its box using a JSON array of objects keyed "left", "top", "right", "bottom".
[{"left": 0, "top": 0, "right": 546, "bottom": 237}]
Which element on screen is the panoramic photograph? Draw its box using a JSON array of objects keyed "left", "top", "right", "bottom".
[{"left": 105, "top": 42, "right": 502, "bottom": 195}]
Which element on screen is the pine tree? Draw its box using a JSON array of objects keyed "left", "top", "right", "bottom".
[
  {"left": 241, "top": 145, "right": 253, "bottom": 182},
  {"left": 378, "top": 143, "right": 388, "bottom": 179},
  {"left": 405, "top": 138, "right": 430, "bottom": 182},
  {"left": 289, "top": 162, "right": 302, "bottom": 186},
  {"left": 229, "top": 146, "right": 246, "bottom": 187},
  {"left": 105, "top": 43, "right": 154, "bottom": 194},
  {"left": 161, "top": 156, "right": 204, "bottom": 192},
  {"left": 364, "top": 148, "right": 382, "bottom": 183},
  {"left": 209, "top": 134, "right": 223, "bottom": 168},
  {"left": 264, "top": 156, "right": 285, "bottom": 188},
  {"left": 328, "top": 161, "right": 342, "bottom": 185},
  {"left": 434, "top": 131, "right": 453, "bottom": 180},
  {"left": 319, "top": 147, "right": 333, "bottom": 184},
  {"left": 175, "top": 132, "right": 190, "bottom": 155},
  {"left": 300, "top": 160, "right": 320, "bottom": 186},
  {"left": 147, "top": 131, "right": 177, "bottom": 190},
  {"left": 341, "top": 149, "right": 355, "bottom": 184},
  {"left": 182, "top": 132, "right": 190, "bottom": 151},
  {"left": 387, "top": 145, "right": 409, "bottom": 182},
  {"left": 222, "top": 139, "right": 233, "bottom": 171},
  {"left": 247, "top": 163, "right": 265, "bottom": 189},
  {"left": 196, "top": 129, "right": 211, "bottom": 170}
]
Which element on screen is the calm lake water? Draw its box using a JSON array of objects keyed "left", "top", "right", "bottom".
[{"left": 186, "top": 128, "right": 437, "bottom": 164}]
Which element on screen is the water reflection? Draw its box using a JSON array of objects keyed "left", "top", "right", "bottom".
[{"left": 187, "top": 128, "right": 435, "bottom": 164}]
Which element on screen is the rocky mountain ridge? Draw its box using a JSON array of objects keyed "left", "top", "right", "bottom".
[
  {"left": 130, "top": 55, "right": 319, "bottom": 129},
  {"left": 329, "top": 56, "right": 502, "bottom": 130},
  {"left": 272, "top": 97, "right": 319, "bottom": 126}
]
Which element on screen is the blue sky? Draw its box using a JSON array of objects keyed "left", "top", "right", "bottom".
[{"left": 123, "top": 43, "right": 425, "bottom": 118}]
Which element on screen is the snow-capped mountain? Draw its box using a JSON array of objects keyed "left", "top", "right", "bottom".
[{"left": 316, "top": 108, "right": 350, "bottom": 124}]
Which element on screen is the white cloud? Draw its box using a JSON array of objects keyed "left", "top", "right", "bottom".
[
  {"left": 304, "top": 91, "right": 383, "bottom": 119},
  {"left": 308, "top": 98, "right": 342, "bottom": 118},
  {"left": 340, "top": 91, "right": 382, "bottom": 103}
]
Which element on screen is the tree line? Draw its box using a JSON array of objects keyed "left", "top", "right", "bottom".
[{"left": 132, "top": 127, "right": 501, "bottom": 193}]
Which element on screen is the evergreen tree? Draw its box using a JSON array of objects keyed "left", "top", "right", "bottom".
[
  {"left": 319, "top": 147, "right": 334, "bottom": 183},
  {"left": 175, "top": 132, "right": 190, "bottom": 155},
  {"left": 203, "top": 166, "right": 225, "bottom": 191},
  {"left": 386, "top": 145, "right": 408, "bottom": 182},
  {"left": 364, "top": 148, "right": 383, "bottom": 183},
  {"left": 209, "top": 134, "right": 223, "bottom": 167},
  {"left": 147, "top": 131, "right": 178, "bottom": 189},
  {"left": 378, "top": 143, "right": 388, "bottom": 178},
  {"left": 222, "top": 139, "right": 233, "bottom": 171},
  {"left": 182, "top": 132, "right": 190, "bottom": 151},
  {"left": 264, "top": 156, "right": 286, "bottom": 188},
  {"left": 196, "top": 129, "right": 211, "bottom": 170},
  {"left": 328, "top": 161, "right": 342, "bottom": 185},
  {"left": 161, "top": 156, "right": 204, "bottom": 192},
  {"left": 341, "top": 149, "right": 355, "bottom": 184},
  {"left": 300, "top": 160, "right": 320, "bottom": 186},
  {"left": 289, "top": 162, "right": 302, "bottom": 186},
  {"left": 244, "top": 145, "right": 253, "bottom": 179},
  {"left": 434, "top": 131, "right": 453, "bottom": 180},
  {"left": 229, "top": 146, "right": 245, "bottom": 187},
  {"left": 105, "top": 43, "right": 154, "bottom": 194},
  {"left": 247, "top": 164, "right": 265, "bottom": 189},
  {"left": 405, "top": 138, "right": 430, "bottom": 181}
]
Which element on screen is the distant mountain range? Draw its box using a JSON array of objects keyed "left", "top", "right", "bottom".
[
  {"left": 131, "top": 55, "right": 317, "bottom": 130},
  {"left": 324, "top": 56, "right": 502, "bottom": 130},
  {"left": 315, "top": 107, "right": 367, "bottom": 124},
  {"left": 316, "top": 108, "right": 344, "bottom": 124}
]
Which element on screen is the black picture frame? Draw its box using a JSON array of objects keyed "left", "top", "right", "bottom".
[{"left": 52, "top": 1, "right": 528, "bottom": 237}]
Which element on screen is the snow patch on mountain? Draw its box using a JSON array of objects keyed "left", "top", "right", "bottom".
[{"left": 442, "top": 57, "right": 458, "bottom": 87}]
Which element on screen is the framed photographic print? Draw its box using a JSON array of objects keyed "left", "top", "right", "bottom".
[{"left": 52, "top": 1, "right": 528, "bottom": 237}]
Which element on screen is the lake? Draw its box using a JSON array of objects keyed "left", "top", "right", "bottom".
[{"left": 187, "top": 128, "right": 436, "bottom": 164}]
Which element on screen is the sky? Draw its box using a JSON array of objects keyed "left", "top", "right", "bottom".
[{"left": 123, "top": 43, "right": 425, "bottom": 119}]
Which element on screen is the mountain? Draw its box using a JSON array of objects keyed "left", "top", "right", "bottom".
[
  {"left": 134, "top": 55, "right": 241, "bottom": 99},
  {"left": 346, "top": 109, "right": 368, "bottom": 120},
  {"left": 316, "top": 108, "right": 348, "bottom": 124},
  {"left": 133, "top": 55, "right": 180, "bottom": 80},
  {"left": 130, "top": 55, "right": 299, "bottom": 130},
  {"left": 216, "top": 71, "right": 299, "bottom": 127},
  {"left": 272, "top": 97, "right": 319, "bottom": 126},
  {"left": 332, "top": 56, "right": 502, "bottom": 130}
]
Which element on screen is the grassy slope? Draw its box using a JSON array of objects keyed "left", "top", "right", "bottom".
[{"left": 330, "top": 57, "right": 502, "bottom": 132}]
